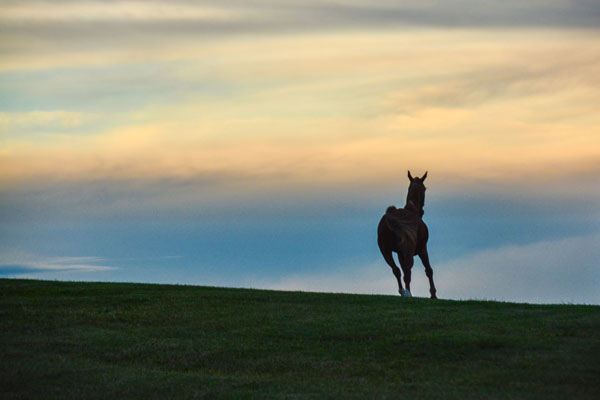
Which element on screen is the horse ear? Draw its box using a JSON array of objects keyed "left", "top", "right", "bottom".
[
  {"left": 421, "top": 171, "right": 428, "bottom": 182},
  {"left": 408, "top": 170, "right": 414, "bottom": 181}
]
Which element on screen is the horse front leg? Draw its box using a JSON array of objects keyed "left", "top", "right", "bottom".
[
  {"left": 418, "top": 247, "right": 437, "bottom": 299},
  {"left": 399, "top": 253, "right": 413, "bottom": 297}
]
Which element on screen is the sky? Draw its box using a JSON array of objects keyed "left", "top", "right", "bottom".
[{"left": 1, "top": 0, "right": 599, "bottom": 304}]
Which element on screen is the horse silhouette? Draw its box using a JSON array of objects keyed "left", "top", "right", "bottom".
[{"left": 377, "top": 171, "right": 437, "bottom": 299}]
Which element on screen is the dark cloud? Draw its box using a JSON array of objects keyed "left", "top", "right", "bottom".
[{"left": 1, "top": 0, "right": 599, "bottom": 52}]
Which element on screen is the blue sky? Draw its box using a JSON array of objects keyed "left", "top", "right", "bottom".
[
  {"left": 1, "top": 0, "right": 599, "bottom": 303},
  {"left": 2, "top": 178, "right": 598, "bottom": 303}
]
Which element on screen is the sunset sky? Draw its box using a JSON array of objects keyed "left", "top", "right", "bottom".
[{"left": 1, "top": 1, "right": 599, "bottom": 303}]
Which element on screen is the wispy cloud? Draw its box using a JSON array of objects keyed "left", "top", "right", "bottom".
[
  {"left": 0, "top": 253, "right": 117, "bottom": 277},
  {"left": 0, "top": 2, "right": 237, "bottom": 22},
  {"left": 2, "top": 1, "right": 598, "bottom": 30},
  {"left": 0, "top": 111, "right": 99, "bottom": 133}
]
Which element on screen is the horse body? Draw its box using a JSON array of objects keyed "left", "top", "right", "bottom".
[{"left": 377, "top": 171, "right": 437, "bottom": 299}]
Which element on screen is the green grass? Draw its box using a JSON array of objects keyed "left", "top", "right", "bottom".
[{"left": 1, "top": 279, "right": 599, "bottom": 399}]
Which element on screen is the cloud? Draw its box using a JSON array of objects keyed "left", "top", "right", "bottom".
[
  {"left": 435, "top": 233, "right": 600, "bottom": 304},
  {"left": 1, "top": 1, "right": 598, "bottom": 69},
  {"left": 251, "top": 233, "right": 600, "bottom": 304},
  {"left": 2, "top": 1, "right": 598, "bottom": 31},
  {"left": 388, "top": 58, "right": 600, "bottom": 113},
  {"left": 0, "top": 253, "right": 117, "bottom": 277},
  {"left": 0, "top": 111, "right": 99, "bottom": 132},
  {"left": 0, "top": 2, "right": 237, "bottom": 22},
  {"left": 2, "top": 28, "right": 598, "bottom": 189}
]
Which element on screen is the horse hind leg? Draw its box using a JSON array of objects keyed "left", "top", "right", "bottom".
[{"left": 380, "top": 247, "right": 404, "bottom": 296}]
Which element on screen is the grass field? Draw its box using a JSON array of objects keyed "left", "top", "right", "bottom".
[{"left": 1, "top": 279, "right": 599, "bottom": 399}]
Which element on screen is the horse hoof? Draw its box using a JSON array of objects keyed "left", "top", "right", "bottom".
[
  {"left": 404, "top": 289, "right": 412, "bottom": 297},
  {"left": 398, "top": 289, "right": 404, "bottom": 296}
]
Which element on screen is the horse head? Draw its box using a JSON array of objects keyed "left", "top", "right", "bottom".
[{"left": 407, "top": 170, "right": 427, "bottom": 217}]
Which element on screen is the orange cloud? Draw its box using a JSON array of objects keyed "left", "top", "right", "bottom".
[{"left": 1, "top": 30, "right": 599, "bottom": 190}]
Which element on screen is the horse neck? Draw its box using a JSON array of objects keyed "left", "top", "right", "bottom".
[{"left": 405, "top": 185, "right": 424, "bottom": 214}]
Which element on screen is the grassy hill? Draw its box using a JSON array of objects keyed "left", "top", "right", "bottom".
[{"left": 1, "top": 279, "right": 599, "bottom": 399}]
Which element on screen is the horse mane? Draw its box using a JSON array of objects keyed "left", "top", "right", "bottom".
[{"left": 406, "top": 181, "right": 425, "bottom": 217}]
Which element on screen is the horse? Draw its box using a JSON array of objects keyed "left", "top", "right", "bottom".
[{"left": 377, "top": 171, "right": 437, "bottom": 299}]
